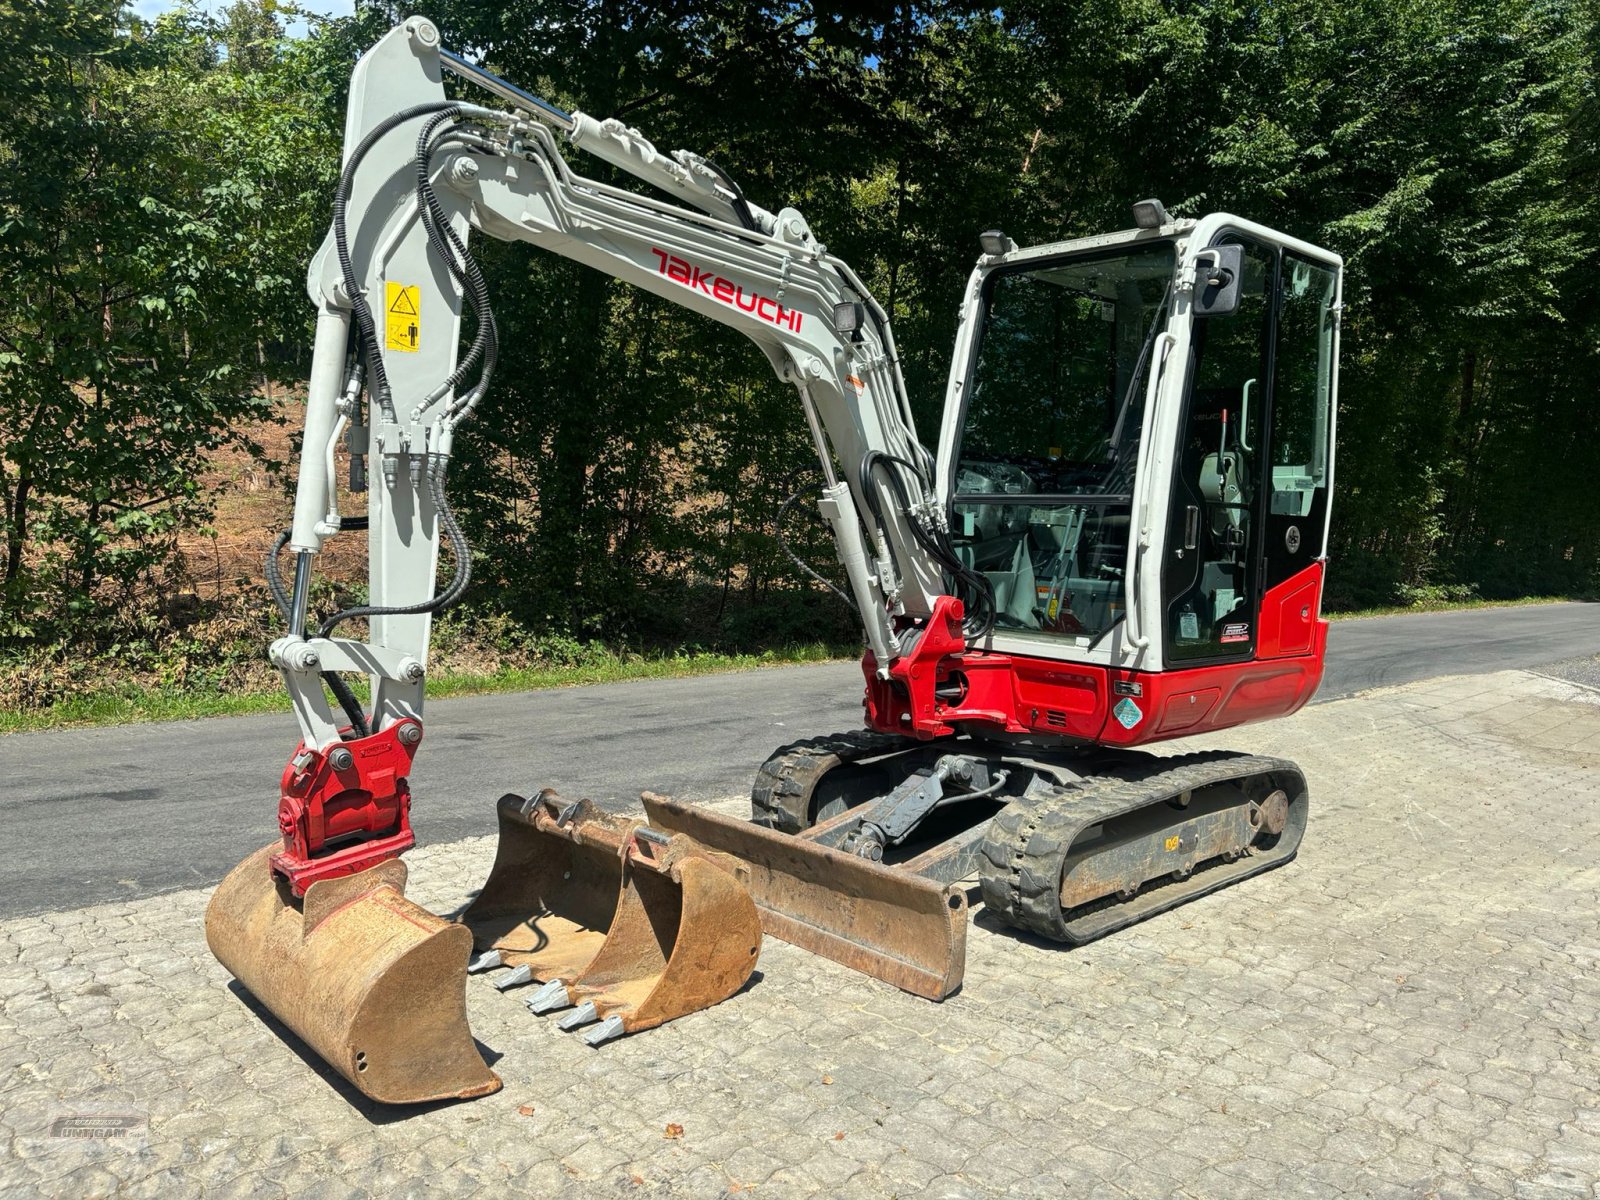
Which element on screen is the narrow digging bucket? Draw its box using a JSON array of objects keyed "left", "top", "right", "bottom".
[
  {"left": 457, "top": 793, "right": 634, "bottom": 982},
  {"left": 458, "top": 793, "right": 761, "bottom": 1043},
  {"left": 206, "top": 845, "right": 501, "bottom": 1105},
  {"left": 556, "top": 840, "right": 762, "bottom": 1041}
]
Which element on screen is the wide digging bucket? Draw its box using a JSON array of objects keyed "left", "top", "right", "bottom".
[
  {"left": 459, "top": 792, "right": 761, "bottom": 1043},
  {"left": 205, "top": 845, "right": 501, "bottom": 1105}
]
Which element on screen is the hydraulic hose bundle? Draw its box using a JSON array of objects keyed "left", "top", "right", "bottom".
[
  {"left": 857, "top": 450, "right": 997, "bottom": 641},
  {"left": 269, "top": 101, "right": 500, "bottom": 732}
]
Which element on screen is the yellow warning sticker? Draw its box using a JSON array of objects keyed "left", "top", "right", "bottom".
[
  {"left": 385, "top": 281, "right": 420, "bottom": 352},
  {"left": 1164, "top": 835, "right": 1181, "bottom": 852}
]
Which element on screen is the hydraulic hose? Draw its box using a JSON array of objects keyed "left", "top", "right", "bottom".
[
  {"left": 314, "top": 467, "right": 472, "bottom": 641},
  {"left": 858, "top": 450, "right": 996, "bottom": 640},
  {"left": 775, "top": 470, "right": 854, "bottom": 609},
  {"left": 332, "top": 101, "right": 462, "bottom": 423},
  {"left": 266, "top": 524, "right": 372, "bottom": 737},
  {"left": 415, "top": 116, "right": 498, "bottom": 405}
]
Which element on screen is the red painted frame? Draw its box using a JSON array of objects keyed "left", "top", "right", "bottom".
[{"left": 862, "top": 563, "right": 1327, "bottom": 747}]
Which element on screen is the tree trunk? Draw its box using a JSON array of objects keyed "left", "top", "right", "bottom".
[{"left": 4, "top": 472, "right": 30, "bottom": 594}]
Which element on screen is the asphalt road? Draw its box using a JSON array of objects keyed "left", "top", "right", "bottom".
[{"left": 2, "top": 602, "right": 1593, "bottom": 918}]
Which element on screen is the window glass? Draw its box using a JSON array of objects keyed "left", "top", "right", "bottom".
[
  {"left": 1269, "top": 256, "right": 1338, "bottom": 517},
  {"left": 952, "top": 242, "right": 1175, "bottom": 643}
]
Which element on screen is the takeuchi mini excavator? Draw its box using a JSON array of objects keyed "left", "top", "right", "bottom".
[{"left": 205, "top": 20, "right": 1343, "bottom": 1104}]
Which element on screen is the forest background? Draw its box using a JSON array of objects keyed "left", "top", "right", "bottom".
[{"left": 2, "top": 0, "right": 1596, "bottom": 726}]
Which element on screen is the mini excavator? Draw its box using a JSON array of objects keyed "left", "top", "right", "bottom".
[{"left": 206, "top": 20, "right": 1343, "bottom": 1103}]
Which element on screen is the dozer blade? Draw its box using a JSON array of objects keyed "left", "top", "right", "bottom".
[
  {"left": 205, "top": 845, "right": 501, "bottom": 1105},
  {"left": 642, "top": 792, "right": 968, "bottom": 1000},
  {"left": 458, "top": 793, "right": 761, "bottom": 1043}
]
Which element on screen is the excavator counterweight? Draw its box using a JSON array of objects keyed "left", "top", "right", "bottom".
[{"left": 206, "top": 19, "right": 1341, "bottom": 1105}]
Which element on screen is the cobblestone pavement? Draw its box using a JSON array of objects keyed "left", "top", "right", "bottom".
[{"left": 4, "top": 670, "right": 1599, "bottom": 1199}]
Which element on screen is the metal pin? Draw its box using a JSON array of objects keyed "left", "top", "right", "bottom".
[
  {"left": 467, "top": 950, "right": 503, "bottom": 974},
  {"left": 556, "top": 1001, "right": 599, "bottom": 1031},
  {"left": 582, "top": 1015, "right": 626, "bottom": 1047},
  {"left": 524, "top": 979, "right": 570, "bottom": 1014},
  {"left": 492, "top": 964, "right": 533, "bottom": 991}
]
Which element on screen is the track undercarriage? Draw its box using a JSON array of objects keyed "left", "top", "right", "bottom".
[{"left": 752, "top": 732, "right": 1308, "bottom": 944}]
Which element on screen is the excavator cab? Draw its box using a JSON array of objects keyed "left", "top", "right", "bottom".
[{"left": 939, "top": 222, "right": 1340, "bottom": 675}]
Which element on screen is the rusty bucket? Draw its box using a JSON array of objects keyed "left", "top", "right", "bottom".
[
  {"left": 459, "top": 792, "right": 761, "bottom": 1044},
  {"left": 205, "top": 845, "right": 501, "bottom": 1104}
]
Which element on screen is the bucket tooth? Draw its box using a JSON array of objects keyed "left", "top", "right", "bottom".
[
  {"left": 525, "top": 978, "right": 572, "bottom": 1014},
  {"left": 492, "top": 964, "right": 534, "bottom": 991},
  {"left": 583, "top": 1015, "right": 626, "bottom": 1047},
  {"left": 205, "top": 845, "right": 500, "bottom": 1105},
  {"left": 467, "top": 950, "right": 502, "bottom": 974},
  {"left": 556, "top": 1000, "right": 600, "bottom": 1031}
]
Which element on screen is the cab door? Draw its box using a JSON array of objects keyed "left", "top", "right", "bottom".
[
  {"left": 1255, "top": 253, "right": 1338, "bottom": 657},
  {"left": 1160, "top": 237, "right": 1339, "bottom": 667},
  {"left": 1161, "top": 237, "right": 1275, "bottom": 664}
]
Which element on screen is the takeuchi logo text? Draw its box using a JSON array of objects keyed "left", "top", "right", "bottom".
[{"left": 650, "top": 249, "right": 803, "bottom": 332}]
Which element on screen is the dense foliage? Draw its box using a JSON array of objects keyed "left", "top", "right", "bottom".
[{"left": 2, "top": 0, "right": 1596, "bottom": 667}]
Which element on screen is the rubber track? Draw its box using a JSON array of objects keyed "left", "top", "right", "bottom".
[
  {"left": 750, "top": 730, "right": 917, "bottom": 833},
  {"left": 978, "top": 751, "right": 1303, "bottom": 942}
]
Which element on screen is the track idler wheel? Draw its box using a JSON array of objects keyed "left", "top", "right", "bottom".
[
  {"left": 459, "top": 792, "right": 761, "bottom": 1045},
  {"left": 205, "top": 845, "right": 501, "bottom": 1105}
]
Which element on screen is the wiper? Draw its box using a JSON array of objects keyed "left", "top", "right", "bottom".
[{"left": 1106, "top": 283, "right": 1172, "bottom": 467}]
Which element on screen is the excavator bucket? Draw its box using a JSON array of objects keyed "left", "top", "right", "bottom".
[
  {"left": 457, "top": 793, "right": 627, "bottom": 986},
  {"left": 459, "top": 792, "right": 762, "bottom": 1044},
  {"left": 205, "top": 845, "right": 501, "bottom": 1105}
]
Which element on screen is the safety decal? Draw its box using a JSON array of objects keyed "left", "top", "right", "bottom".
[
  {"left": 385, "top": 281, "right": 421, "bottom": 352},
  {"left": 1113, "top": 697, "right": 1143, "bottom": 729},
  {"left": 846, "top": 375, "right": 866, "bottom": 396},
  {"left": 1220, "top": 622, "right": 1251, "bottom": 644}
]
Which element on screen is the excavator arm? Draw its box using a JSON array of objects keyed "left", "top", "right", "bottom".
[
  {"left": 206, "top": 19, "right": 974, "bottom": 1104},
  {"left": 265, "top": 18, "right": 976, "bottom": 891}
]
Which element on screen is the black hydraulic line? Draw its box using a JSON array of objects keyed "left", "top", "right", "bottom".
[
  {"left": 315, "top": 468, "right": 473, "bottom": 640},
  {"left": 774, "top": 473, "right": 854, "bottom": 609},
  {"left": 699, "top": 158, "right": 759, "bottom": 232},
  {"left": 859, "top": 449, "right": 996, "bottom": 640},
  {"left": 265, "top": 527, "right": 294, "bottom": 619},
  {"left": 416, "top": 117, "right": 497, "bottom": 399},
  {"left": 266, "top": 525, "right": 372, "bottom": 738},
  {"left": 332, "top": 100, "right": 462, "bottom": 423}
]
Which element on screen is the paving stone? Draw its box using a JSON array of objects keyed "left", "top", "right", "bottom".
[{"left": 2, "top": 669, "right": 1598, "bottom": 1197}]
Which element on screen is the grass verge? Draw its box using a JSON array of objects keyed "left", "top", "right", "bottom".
[
  {"left": 1324, "top": 595, "right": 1580, "bottom": 620},
  {"left": 0, "top": 643, "right": 854, "bottom": 735}
]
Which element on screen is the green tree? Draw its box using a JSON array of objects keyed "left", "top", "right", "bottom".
[{"left": 0, "top": 0, "right": 340, "bottom": 639}]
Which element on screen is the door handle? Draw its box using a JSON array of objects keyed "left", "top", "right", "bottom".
[{"left": 1184, "top": 505, "right": 1200, "bottom": 551}]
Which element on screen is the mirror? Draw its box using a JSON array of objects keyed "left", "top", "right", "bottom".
[{"left": 1192, "top": 244, "right": 1243, "bottom": 317}]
